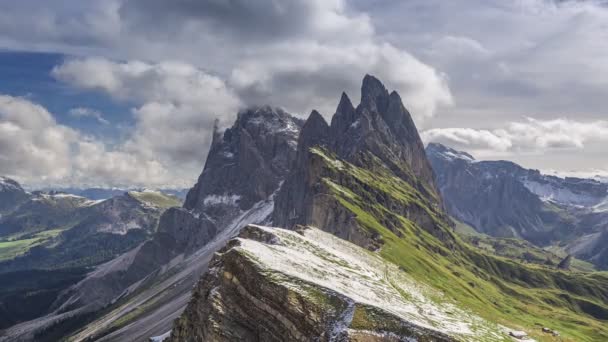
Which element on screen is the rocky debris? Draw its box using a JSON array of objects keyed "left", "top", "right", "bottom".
[
  {"left": 274, "top": 75, "right": 449, "bottom": 249},
  {"left": 508, "top": 330, "right": 528, "bottom": 339},
  {"left": 169, "top": 225, "right": 506, "bottom": 342},
  {"left": 557, "top": 255, "right": 572, "bottom": 270}
]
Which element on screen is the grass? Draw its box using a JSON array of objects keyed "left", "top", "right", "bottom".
[
  {"left": 310, "top": 147, "right": 608, "bottom": 342},
  {"left": 0, "top": 228, "right": 64, "bottom": 261},
  {"left": 128, "top": 191, "right": 182, "bottom": 208}
]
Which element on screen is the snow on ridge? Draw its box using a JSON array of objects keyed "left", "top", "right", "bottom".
[
  {"left": 235, "top": 225, "right": 506, "bottom": 340},
  {"left": 0, "top": 176, "right": 22, "bottom": 191},
  {"left": 593, "top": 198, "right": 608, "bottom": 213},
  {"left": 203, "top": 194, "right": 241, "bottom": 206},
  {"left": 522, "top": 179, "right": 605, "bottom": 207},
  {"left": 149, "top": 330, "right": 171, "bottom": 341},
  {"left": 428, "top": 145, "right": 475, "bottom": 163},
  {"left": 247, "top": 112, "right": 299, "bottom": 136}
]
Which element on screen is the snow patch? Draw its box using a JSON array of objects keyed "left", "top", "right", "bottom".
[
  {"left": 235, "top": 225, "right": 506, "bottom": 340},
  {"left": 523, "top": 180, "right": 604, "bottom": 207},
  {"left": 203, "top": 194, "right": 241, "bottom": 206},
  {"left": 149, "top": 330, "right": 171, "bottom": 341}
]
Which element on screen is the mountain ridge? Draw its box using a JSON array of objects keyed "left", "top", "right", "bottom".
[{"left": 427, "top": 142, "right": 608, "bottom": 269}]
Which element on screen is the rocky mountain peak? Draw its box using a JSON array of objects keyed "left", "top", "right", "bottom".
[
  {"left": 332, "top": 75, "right": 439, "bottom": 193},
  {"left": 330, "top": 92, "right": 357, "bottom": 134},
  {"left": 274, "top": 74, "right": 448, "bottom": 244},
  {"left": 184, "top": 105, "right": 302, "bottom": 212},
  {"left": 359, "top": 74, "right": 389, "bottom": 113},
  {"left": 299, "top": 110, "right": 329, "bottom": 146}
]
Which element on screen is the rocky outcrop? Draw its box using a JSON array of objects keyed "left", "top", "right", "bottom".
[
  {"left": 169, "top": 225, "right": 504, "bottom": 342},
  {"left": 274, "top": 75, "right": 449, "bottom": 248},
  {"left": 185, "top": 106, "right": 302, "bottom": 212}
]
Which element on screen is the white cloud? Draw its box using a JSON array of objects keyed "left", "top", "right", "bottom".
[
  {"left": 69, "top": 107, "right": 109, "bottom": 124},
  {"left": 0, "top": 94, "right": 191, "bottom": 188},
  {"left": 422, "top": 117, "right": 608, "bottom": 154},
  {"left": 0, "top": 95, "right": 75, "bottom": 183},
  {"left": 231, "top": 41, "right": 452, "bottom": 120},
  {"left": 53, "top": 58, "right": 241, "bottom": 167}
]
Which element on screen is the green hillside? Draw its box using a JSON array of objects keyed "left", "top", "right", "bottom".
[{"left": 312, "top": 147, "right": 608, "bottom": 342}]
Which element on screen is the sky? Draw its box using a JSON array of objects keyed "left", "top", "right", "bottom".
[{"left": 0, "top": 0, "right": 607, "bottom": 188}]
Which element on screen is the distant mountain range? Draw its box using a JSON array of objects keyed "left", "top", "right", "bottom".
[
  {"left": 427, "top": 142, "right": 608, "bottom": 269},
  {"left": 36, "top": 187, "right": 190, "bottom": 201},
  {"left": 0, "top": 179, "right": 181, "bottom": 329}
]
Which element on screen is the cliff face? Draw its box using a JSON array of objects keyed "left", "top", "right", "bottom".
[
  {"left": 274, "top": 75, "right": 449, "bottom": 249},
  {"left": 168, "top": 225, "right": 501, "bottom": 342}
]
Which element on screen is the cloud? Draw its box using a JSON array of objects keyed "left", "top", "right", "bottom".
[
  {"left": 0, "top": 95, "right": 77, "bottom": 183},
  {"left": 0, "top": 94, "right": 191, "bottom": 188},
  {"left": 230, "top": 41, "right": 452, "bottom": 119},
  {"left": 422, "top": 117, "right": 608, "bottom": 154},
  {"left": 6, "top": 1, "right": 453, "bottom": 122},
  {"left": 53, "top": 58, "right": 241, "bottom": 167},
  {"left": 69, "top": 107, "right": 109, "bottom": 124}
]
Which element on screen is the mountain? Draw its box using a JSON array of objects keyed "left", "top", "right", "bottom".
[
  {"left": 426, "top": 142, "right": 608, "bottom": 269},
  {"left": 0, "top": 190, "right": 180, "bottom": 330},
  {"left": 169, "top": 225, "right": 499, "bottom": 341},
  {"left": 170, "top": 76, "right": 608, "bottom": 341},
  {"left": 274, "top": 75, "right": 448, "bottom": 247},
  {"left": 40, "top": 187, "right": 190, "bottom": 201},
  {"left": 0, "top": 106, "right": 304, "bottom": 341},
  {"left": 4, "top": 76, "right": 608, "bottom": 342},
  {"left": 0, "top": 177, "right": 30, "bottom": 215}
]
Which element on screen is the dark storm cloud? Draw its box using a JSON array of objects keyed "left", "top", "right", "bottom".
[{"left": 119, "top": 0, "right": 315, "bottom": 41}]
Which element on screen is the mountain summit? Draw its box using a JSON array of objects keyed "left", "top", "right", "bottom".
[{"left": 274, "top": 75, "right": 447, "bottom": 247}]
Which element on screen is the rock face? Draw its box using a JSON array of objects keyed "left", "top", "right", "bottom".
[
  {"left": 185, "top": 106, "right": 302, "bottom": 212},
  {"left": 169, "top": 225, "right": 502, "bottom": 342},
  {"left": 426, "top": 142, "right": 608, "bottom": 269},
  {"left": 274, "top": 75, "right": 448, "bottom": 248},
  {"left": 155, "top": 106, "right": 303, "bottom": 259}
]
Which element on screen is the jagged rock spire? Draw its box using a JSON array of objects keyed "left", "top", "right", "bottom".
[
  {"left": 330, "top": 92, "right": 357, "bottom": 136},
  {"left": 360, "top": 74, "right": 390, "bottom": 113}
]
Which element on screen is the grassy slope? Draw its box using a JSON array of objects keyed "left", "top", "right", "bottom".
[
  {"left": 312, "top": 148, "right": 608, "bottom": 342},
  {"left": 453, "top": 219, "right": 596, "bottom": 273},
  {"left": 0, "top": 229, "right": 64, "bottom": 261},
  {"left": 128, "top": 191, "right": 182, "bottom": 209}
]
